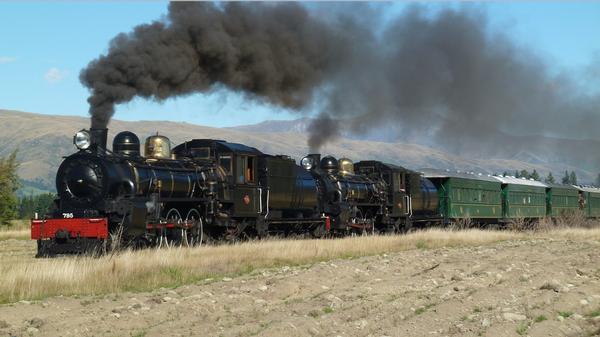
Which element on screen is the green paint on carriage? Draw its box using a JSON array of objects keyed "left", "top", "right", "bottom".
[
  {"left": 545, "top": 184, "right": 580, "bottom": 217},
  {"left": 422, "top": 170, "right": 503, "bottom": 221}
]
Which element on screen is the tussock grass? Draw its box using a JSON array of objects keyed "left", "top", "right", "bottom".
[
  {"left": 1, "top": 227, "right": 600, "bottom": 304},
  {"left": 0, "top": 220, "right": 29, "bottom": 241},
  {"left": 0, "top": 229, "right": 29, "bottom": 241}
]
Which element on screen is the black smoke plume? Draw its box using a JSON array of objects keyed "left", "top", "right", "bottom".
[
  {"left": 309, "top": 5, "right": 599, "bottom": 151},
  {"left": 82, "top": 3, "right": 599, "bottom": 155},
  {"left": 80, "top": 2, "right": 348, "bottom": 129}
]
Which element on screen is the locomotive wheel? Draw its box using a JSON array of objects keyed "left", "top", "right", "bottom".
[
  {"left": 350, "top": 210, "right": 375, "bottom": 236},
  {"left": 161, "top": 208, "right": 183, "bottom": 248},
  {"left": 397, "top": 218, "right": 413, "bottom": 234},
  {"left": 365, "top": 211, "right": 376, "bottom": 235},
  {"left": 185, "top": 209, "right": 204, "bottom": 247},
  {"left": 224, "top": 222, "right": 249, "bottom": 243}
]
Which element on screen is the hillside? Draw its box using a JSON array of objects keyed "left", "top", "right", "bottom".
[
  {"left": 230, "top": 117, "right": 600, "bottom": 174},
  {"left": 0, "top": 109, "right": 594, "bottom": 192}
]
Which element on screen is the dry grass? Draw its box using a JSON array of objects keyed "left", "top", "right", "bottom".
[
  {"left": 1, "top": 227, "right": 600, "bottom": 304},
  {"left": 0, "top": 220, "right": 29, "bottom": 241}
]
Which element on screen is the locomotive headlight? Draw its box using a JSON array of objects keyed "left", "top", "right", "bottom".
[
  {"left": 73, "top": 130, "right": 91, "bottom": 150},
  {"left": 301, "top": 156, "right": 314, "bottom": 170}
]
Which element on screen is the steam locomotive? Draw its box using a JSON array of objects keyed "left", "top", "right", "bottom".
[{"left": 32, "top": 128, "right": 439, "bottom": 256}]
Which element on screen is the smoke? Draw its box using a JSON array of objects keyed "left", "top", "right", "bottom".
[
  {"left": 80, "top": 2, "right": 349, "bottom": 129},
  {"left": 82, "top": 3, "right": 599, "bottom": 155},
  {"left": 310, "top": 5, "right": 599, "bottom": 151},
  {"left": 307, "top": 115, "right": 341, "bottom": 151}
]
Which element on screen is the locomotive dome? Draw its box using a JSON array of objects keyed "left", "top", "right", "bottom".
[
  {"left": 145, "top": 134, "right": 172, "bottom": 159},
  {"left": 113, "top": 131, "right": 140, "bottom": 156},
  {"left": 338, "top": 158, "right": 354, "bottom": 175},
  {"left": 320, "top": 156, "right": 338, "bottom": 171}
]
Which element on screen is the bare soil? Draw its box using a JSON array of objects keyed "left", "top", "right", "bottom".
[{"left": 1, "top": 237, "right": 599, "bottom": 337}]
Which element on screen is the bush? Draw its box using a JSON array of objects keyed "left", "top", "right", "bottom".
[
  {"left": 18, "top": 193, "right": 55, "bottom": 219},
  {"left": 0, "top": 151, "right": 19, "bottom": 226}
]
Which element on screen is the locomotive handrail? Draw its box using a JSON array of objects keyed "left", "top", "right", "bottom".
[
  {"left": 405, "top": 195, "right": 413, "bottom": 217},
  {"left": 258, "top": 188, "right": 263, "bottom": 214},
  {"left": 264, "top": 189, "right": 270, "bottom": 219}
]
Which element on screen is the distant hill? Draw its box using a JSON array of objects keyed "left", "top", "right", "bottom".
[
  {"left": 226, "top": 118, "right": 312, "bottom": 133},
  {"left": 229, "top": 115, "right": 600, "bottom": 175},
  {"left": 0, "top": 109, "right": 596, "bottom": 194}
]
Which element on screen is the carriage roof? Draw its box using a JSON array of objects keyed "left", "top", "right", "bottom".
[
  {"left": 420, "top": 168, "right": 499, "bottom": 183},
  {"left": 172, "top": 139, "right": 263, "bottom": 156}
]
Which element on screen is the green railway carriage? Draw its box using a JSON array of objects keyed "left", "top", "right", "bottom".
[
  {"left": 546, "top": 184, "right": 580, "bottom": 217},
  {"left": 421, "top": 169, "right": 502, "bottom": 222},
  {"left": 576, "top": 186, "right": 600, "bottom": 218},
  {"left": 493, "top": 176, "right": 547, "bottom": 219}
]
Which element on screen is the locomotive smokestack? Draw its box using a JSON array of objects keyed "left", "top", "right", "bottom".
[
  {"left": 90, "top": 128, "right": 108, "bottom": 154},
  {"left": 306, "top": 153, "right": 321, "bottom": 164}
]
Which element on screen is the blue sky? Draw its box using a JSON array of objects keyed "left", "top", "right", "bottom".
[{"left": 0, "top": 2, "right": 599, "bottom": 128}]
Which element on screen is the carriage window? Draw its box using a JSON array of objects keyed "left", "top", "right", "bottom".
[
  {"left": 219, "top": 155, "right": 232, "bottom": 174},
  {"left": 191, "top": 147, "right": 211, "bottom": 159}
]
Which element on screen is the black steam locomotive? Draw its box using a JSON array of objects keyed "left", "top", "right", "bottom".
[{"left": 32, "top": 128, "right": 439, "bottom": 256}]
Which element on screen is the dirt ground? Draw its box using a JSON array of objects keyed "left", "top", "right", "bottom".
[{"left": 1, "top": 237, "right": 599, "bottom": 337}]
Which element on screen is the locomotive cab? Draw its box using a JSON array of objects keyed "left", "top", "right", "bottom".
[
  {"left": 354, "top": 161, "right": 412, "bottom": 218},
  {"left": 172, "top": 139, "right": 263, "bottom": 217}
]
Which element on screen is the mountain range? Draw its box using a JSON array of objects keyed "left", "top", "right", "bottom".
[{"left": 0, "top": 109, "right": 596, "bottom": 195}]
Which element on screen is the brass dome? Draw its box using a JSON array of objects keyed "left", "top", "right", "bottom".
[
  {"left": 338, "top": 158, "right": 354, "bottom": 175},
  {"left": 144, "top": 134, "right": 171, "bottom": 159}
]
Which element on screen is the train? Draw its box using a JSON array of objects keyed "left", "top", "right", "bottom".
[{"left": 31, "top": 128, "right": 600, "bottom": 256}]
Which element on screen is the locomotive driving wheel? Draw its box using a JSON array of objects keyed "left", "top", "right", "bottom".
[
  {"left": 161, "top": 208, "right": 183, "bottom": 248},
  {"left": 349, "top": 210, "right": 375, "bottom": 236},
  {"left": 185, "top": 209, "right": 204, "bottom": 247},
  {"left": 363, "top": 211, "right": 375, "bottom": 236},
  {"left": 224, "top": 221, "right": 249, "bottom": 243}
]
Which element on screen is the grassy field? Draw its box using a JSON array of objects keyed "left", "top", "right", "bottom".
[
  {"left": 0, "top": 220, "right": 29, "bottom": 241},
  {"left": 1, "top": 226, "right": 600, "bottom": 304}
]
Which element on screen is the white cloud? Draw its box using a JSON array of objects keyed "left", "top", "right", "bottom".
[
  {"left": 44, "top": 67, "right": 69, "bottom": 83},
  {"left": 0, "top": 56, "right": 16, "bottom": 64}
]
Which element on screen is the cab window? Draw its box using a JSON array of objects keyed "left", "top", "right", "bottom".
[
  {"left": 383, "top": 172, "right": 391, "bottom": 185},
  {"left": 358, "top": 166, "right": 374, "bottom": 175},
  {"left": 235, "top": 155, "right": 256, "bottom": 184},
  {"left": 219, "top": 155, "right": 232, "bottom": 174},
  {"left": 393, "top": 172, "right": 406, "bottom": 192},
  {"left": 191, "top": 147, "right": 211, "bottom": 159},
  {"left": 246, "top": 156, "right": 255, "bottom": 183}
]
